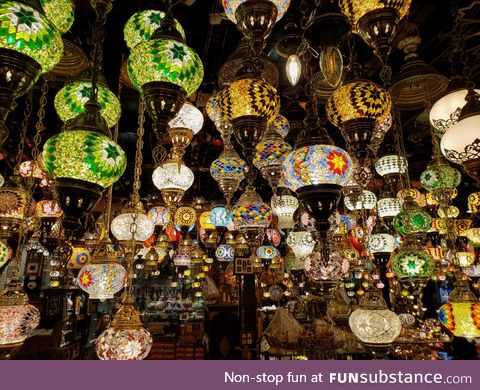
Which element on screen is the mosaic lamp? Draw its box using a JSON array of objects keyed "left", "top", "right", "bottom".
[
  {"left": 367, "top": 223, "right": 396, "bottom": 267},
  {"left": 128, "top": 9, "right": 203, "bottom": 140},
  {"left": 210, "top": 206, "right": 233, "bottom": 228},
  {"left": 39, "top": 0, "right": 74, "bottom": 34},
  {"left": 376, "top": 197, "right": 403, "bottom": 219},
  {"left": 438, "top": 276, "right": 480, "bottom": 339},
  {"left": 54, "top": 81, "right": 122, "bottom": 128},
  {"left": 393, "top": 197, "right": 432, "bottom": 235},
  {"left": 349, "top": 288, "right": 402, "bottom": 347},
  {"left": 326, "top": 80, "right": 392, "bottom": 159},
  {"left": 420, "top": 160, "right": 461, "bottom": 204},
  {"left": 344, "top": 190, "right": 377, "bottom": 211},
  {"left": 0, "top": 1, "right": 63, "bottom": 142},
  {"left": 77, "top": 243, "right": 126, "bottom": 301},
  {"left": 286, "top": 230, "right": 315, "bottom": 261},
  {"left": 96, "top": 294, "right": 152, "bottom": 360},
  {"left": 206, "top": 93, "right": 232, "bottom": 142},
  {"left": 147, "top": 206, "right": 170, "bottom": 227},
  {"left": 216, "top": 244, "right": 235, "bottom": 262},
  {"left": 111, "top": 199, "right": 155, "bottom": 243},
  {"left": 339, "top": 0, "right": 411, "bottom": 63},
  {"left": 152, "top": 159, "right": 195, "bottom": 208},
  {"left": 222, "top": 0, "right": 291, "bottom": 52},
  {"left": 0, "top": 175, "right": 29, "bottom": 234},
  {"left": 256, "top": 245, "right": 280, "bottom": 269},
  {"left": 199, "top": 211, "right": 215, "bottom": 231},
  {"left": 282, "top": 145, "right": 353, "bottom": 233},
  {"left": 168, "top": 101, "right": 204, "bottom": 159},
  {"left": 271, "top": 192, "right": 298, "bottom": 231},
  {"left": 391, "top": 245, "right": 435, "bottom": 280},
  {"left": 0, "top": 279, "right": 40, "bottom": 356}
]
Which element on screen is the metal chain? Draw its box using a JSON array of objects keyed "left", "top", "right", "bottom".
[
  {"left": 133, "top": 98, "right": 145, "bottom": 203},
  {"left": 90, "top": 1, "right": 111, "bottom": 101},
  {"left": 392, "top": 109, "right": 409, "bottom": 191},
  {"left": 15, "top": 90, "right": 33, "bottom": 170},
  {"left": 454, "top": 1, "right": 475, "bottom": 92},
  {"left": 32, "top": 80, "right": 48, "bottom": 162}
]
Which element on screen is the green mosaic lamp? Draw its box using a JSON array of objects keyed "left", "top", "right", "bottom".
[
  {"left": 393, "top": 196, "right": 432, "bottom": 235},
  {"left": 54, "top": 81, "right": 122, "bottom": 128},
  {"left": 39, "top": 0, "right": 75, "bottom": 34},
  {"left": 0, "top": 0, "right": 63, "bottom": 143},
  {"left": 420, "top": 159, "right": 461, "bottom": 205},
  {"left": 127, "top": 7, "right": 203, "bottom": 141}
]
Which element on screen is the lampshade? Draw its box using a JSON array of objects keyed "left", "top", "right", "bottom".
[
  {"left": 216, "top": 245, "right": 235, "bottom": 262},
  {"left": 199, "top": 211, "right": 215, "bottom": 230},
  {"left": 326, "top": 80, "right": 392, "bottom": 128},
  {"left": 282, "top": 145, "right": 353, "bottom": 191},
  {"left": 391, "top": 250, "right": 435, "bottom": 279},
  {"left": 222, "top": 0, "right": 291, "bottom": 24},
  {"left": 128, "top": 38, "right": 203, "bottom": 96},
  {"left": 19, "top": 160, "right": 45, "bottom": 180},
  {"left": 66, "top": 245, "right": 91, "bottom": 269},
  {"left": 441, "top": 112, "right": 480, "bottom": 164},
  {"left": 43, "top": 130, "right": 127, "bottom": 188},
  {"left": 210, "top": 151, "right": 248, "bottom": 183},
  {"left": 437, "top": 205, "right": 460, "bottom": 219},
  {"left": 173, "top": 249, "right": 192, "bottom": 267},
  {"left": 367, "top": 233, "right": 396, "bottom": 253},
  {"left": 232, "top": 187, "right": 272, "bottom": 230},
  {"left": 169, "top": 101, "right": 204, "bottom": 134},
  {"left": 393, "top": 198, "right": 432, "bottom": 235},
  {"left": 348, "top": 290, "right": 401, "bottom": 346},
  {"left": 111, "top": 212, "right": 155, "bottom": 242},
  {"left": 253, "top": 139, "right": 292, "bottom": 172},
  {"left": 152, "top": 161, "right": 194, "bottom": 192},
  {"left": 96, "top": 326, "right": 152, "bottom": 360},
  {"left": 54, "top": 81, "right": 122, "bottom": 128},
  {"left": 305, "top": 249, "right": 349, "bottom": 281},
  {"left": 376, "top": 197, "right": 403, "bottom": 218},
  {"left": 270, "top": 194, "right": 298, "bottom": 231},
  {"left": 375, "top": 155, "right": 407, "bottom": 176},
  {"left": 468, "top": 192, "right": 480, "bottom": 214},
  {"left": 430, "top": 87, "right": 480, "bottom": 138},
  {"left": 339, "top": 0, "right": 411, "bottom": 26},
  {"left": 174, "top": 207, "right": 197, "bottom": 227},
  {"left": 466, "top": 228, "right": 480, "bottom": 247},
  {"left": 124, "top": 9, "right": 185, "bottom": 51},
  {"left": 39, "top": 0, "right": 74, "bottom": 35},
  {"left": 77, "top": 261, "right": 126, "bottom": 301},
  {"left": 210, "top": 206, "right": 232, "bottom": 227},
  {"left": 271, "top": 114, "right": 289, "bottom": 138},
  {"left": 420, "top": 163, "right": 461, "bottom": 192},
  {"left": 218, "top": 78, "right": 280, "bottom": 123},
  {"left": 286, "top": 231, "right": 315, "bottom": 260},
  {"left": 0, "top": 1, "right": 63, "bottom": 74},
  {"left": 344, "top": 190, "right": 377, "bottom": 211},
  {"left": 454, "top": 252, "right": 475, "bottom": 268},
  {"left": 147, "top": 206, "right": 170, "bottom": 227}
]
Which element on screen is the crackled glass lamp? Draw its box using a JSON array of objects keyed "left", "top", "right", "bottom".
[
  {"left": 271, "top": 193, "right": 298, "bottom": 231},
  {"left": 349, "top": 289, "right": 402, "bottom": 348},
  {"left": 152, "top": 160, "right": 194, "bottom": 207},
  {"left": 168, "top": 101, "right": 204, "bottom": 159},
  {"left": 344, "top": 190, "right": 377, "bottom": 211},
  {"left": 282, "top": 145, "right": 353, "bottom": 233},
  {"left": 111, "top": 200, "right": 155, "bottom": 243},
  {"left": 286, "top": 230, "right": 315, "bottom": 261},
  {"left": 0, "top": 1, "right": 63, "bottom": 141},
  {"left": 128, "top": 9, "right": 203, "bottom": 139}
]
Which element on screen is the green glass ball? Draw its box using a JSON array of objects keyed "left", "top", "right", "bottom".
[
  {"left": 124, "top": 9, "right": 185, "bottom": 50},
  {"left": 391, "top": 250, "right": 435, "bottom": 279},
  {"left": 420, "top": 163, "right": 461, "bottom": 192},
  {"left": 128, "top": 38, "right": 203, "bottom": 96},
  {"left": 54, "top": 81, "right": 122, "bottom": 128},
  {"left": 0, "top": 1, "right": 63, "bottom": 74},
  {"left": 393, "top": 208, "right": 432, "bottom": 235},
  {"left": 39, "top": 0, "right": 75, "bottom": 34},
  {"left": 43, "top": 130, "right": 127, "bottom": 188}
]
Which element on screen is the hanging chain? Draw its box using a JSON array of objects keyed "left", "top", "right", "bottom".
[
  {"left": 454, "top": 1, "right": 475, "bottom": 92},
  {"left": 132, "top": 99, "right": 145, "bottom": 203},
  {"left": 32, "top": 80, "right": 48, "bottom": 163},
  {"left": 15, "top": 90, "right": 33, "bottom": 171}
]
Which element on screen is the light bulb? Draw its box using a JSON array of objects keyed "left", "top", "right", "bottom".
[
  {"left": 319, "top": 46, "right": 343, "bottom": 88},
  {"left": 286, "top": 54, "right": 301, "bottom": 86}
]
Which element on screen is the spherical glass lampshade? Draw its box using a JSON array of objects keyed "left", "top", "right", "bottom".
[
  {"left": 0, "top": 1, "right": 63, "bottom": 74},
  {"left": 305, "top": 249, "right": 349, "bottom": 281},
  {"left": 375, "top": 155, "right": 407, "bottom": 176},
  {"left": 128, "top": 38, "right": 203, "bottom": 96},
  {"left": 393, "top": 205, "right": 432, "bottom": 235},
  {"left": 232, "top": 201, "right": 272, "bottom": 229},
  {"left": 420, "top": 163, "right": 461, "bottom": 192},
  {"left": 124, "top": 9, "right": 185, "bottom": 51},
  {"left": 77, "top": 263, "right": 126, "bottom": 300},
  {"left": 216, "top": 245, "right": 235, "bottom": 262},
  {"left": 218, "top": 78, "right": 280, "bottom": 123},
  {"left": 271, "top": 194, "right": 298, "bottom": 231},
  {"left": 441, "top": 115, "right": 480, "bottom": 164},
  {"left": 66, "top": 245, "right": 90, "bottom": 269},
  {"left": 326, "top": 80, "right": 392, "bottom": 127},
  {"left": 438, "top": 302, "right": 480, "bottom": 338},
  {"left": 96, "top": 327, "right": 152, "bottom": 360},
  {"left": 349, "top": 292, "right": 401, "bottom": 346},
  {"left": 174, "top": 207, "right": 197, "bottom": 227},
  {"left": 0, "top": 300, "right": 40, "bottom": 346},
  {"left": 391, "top": 250, "right": 435, "bottom": 279},
  {"left": 35, "top": 199, "right": 62, "bottom": 218},
  {"left": 455, "top": 252, "right": 475, "bottom": 268},
  {"left": 19, "top": 160, "right": 45, "bottom": 180},
  {"left": 430, "top": 88, "right": 480, "bottom": 138},
  {"left": 344, "top": 190, "right": 377, "bottom": 211},
  {"left": 468, "top": 192, "right": 480, "bottom": 214},
  {"left": 222, "top": 0, "right": 291, "bottom": 24},
  {"left": 253, "top": 139, "right": 292, "bottom": 170},
  {"left": 199, "top": 211, "right": 215, "bottom": 230},
  {"left": 152, "top": 161, "right": 194, "bottom": 191},
  {"left": 173, "top": 249, "right": 192, "bottom": 267},
  {"left": 54, "top": 81, "right": 122, "bottom": 128},
  {"left": 437, "top": 205, "right": 460, "bottom": 219},
  {"left": 39, "top": 0, "right": 74, "bottom": 35},
  {"left": 271, "top": 114, "right": 289, "bottom": 138},
  {"left": 367, "top": 233, "right": 396, "bottom": 253},
  {"left": 286, "top": 231, "right": 315, "bottom": 260},
  {"left": 376, "top": 197, "right": 403, "bottom": 218},
  {"left": 339, "top": 0, "right": 411, "bottom": 26},
  {"left": 210, "top": 206, "right": 232, "bottom": 227},
  {"left": 210, "top": 154, "right": 247, "bottom": 182},
  {"left": 282, "top": 145, "right": 353, "bottom": 191},
  {"left": 147, "top": 206, "right": 170, "bottom": 227},
  {"left": 43, "top": 130, "right": 127, "bottom": 188},
  {"left": 111, "top": 213, "right": 155, "bottom": 242},
  {"left": 466, "top": 228, "right": 480, "bottom": 247},
  {"left": 256, "top": 245, "right": 280, "bottom": 260},
  {"left": 169, "top": 101, "right": 204, "bottom": 134}
]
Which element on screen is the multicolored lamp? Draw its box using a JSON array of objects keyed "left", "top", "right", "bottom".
[
  {"left": 39, "top": 0, "right": 74, "bottom": 34},
  {"left": 147, "top": 206, "right": 170, "bottom": 227},
  {"left": 54, "top": 81, "right": 122, "bottom": 128},
  {"left": 0, "top": 1, "right": 63, "bottom": 142},
  {"left": 326, "top": 80, "right": 392, "bottom": 159},
  {"left": 216, "top": 244, "right": 235, "bottom": 262},
  {"left": 393, "top": 196, "right": 432, "bottom": 235},
  {"left": 391, "top": 245, "right": 435, "bottom": 280},
  {"left": 420, "top": 159, "right": 461, "bottom": 205},
  {"left": 206, "top": 93, "right": 232, "bottom": 142},
  {"left": 127, "top": 7, "right": 203, "bottom": 140},
  {"left": 210, "top": 206, "right": 233, "bottom": 228}
]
